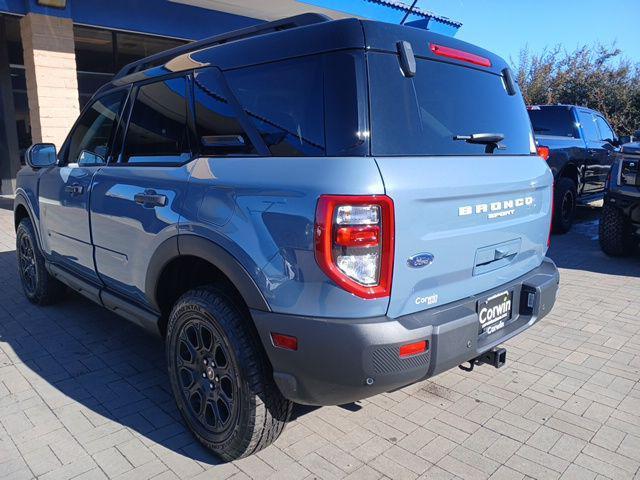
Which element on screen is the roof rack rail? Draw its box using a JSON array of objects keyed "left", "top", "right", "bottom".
[{"left": 113, "top": 13, "right": 332, "bottom": 80}]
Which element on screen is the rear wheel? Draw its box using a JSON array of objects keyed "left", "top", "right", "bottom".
[
  {"left": 166, "top": 287, "right": 292, "bottom": 461},
  {"left": 552, "top": 178, "right": 577, "bottom": 234},
  {"left": 16, "top": 218, "right": 66, "bottom": 305},
  {"left": 599, "top": 203, "right": 636, "bottom": 256}
]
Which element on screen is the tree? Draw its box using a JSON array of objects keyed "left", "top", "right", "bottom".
[{"left": 513, "top": 44, "right": 640, "bottom": 136}]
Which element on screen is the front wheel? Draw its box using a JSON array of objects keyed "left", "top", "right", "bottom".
[
  {"left": 166, "top": 287, "right": 292, "bottom": 461},
  {"left": 599, "top": 203, "right": 636, "bottom": 256},
  {"left": 16, "top": 218, "right": 66, "bottom": 305}
]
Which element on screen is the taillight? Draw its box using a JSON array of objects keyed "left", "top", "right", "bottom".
[
  {"left": 429, "top": 43, "right": 491, "bottom": 67},
  {"left": 315, "top": 195, "right": 394, "bottom": 299},
  {"left": 537, "top": 145, "right": 550, "bottom": 161}
]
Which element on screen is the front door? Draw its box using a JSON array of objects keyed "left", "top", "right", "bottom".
[
  {"left": 38, "top": 90, "right": 128, "bottom": 282},
  {"left": 576, "top": 109, "right": 610, "bottom": 194},
  {"left": 90, "top": 75, "right": 192, "bottom": 307}
]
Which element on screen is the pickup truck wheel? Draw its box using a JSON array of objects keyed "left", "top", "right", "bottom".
[
  {"left": 553, "top": 178, "right": 577, "bottom": 234},
  {"left": 599, "top": 203, "right": 635, "bottom": 256},
  {"left": 166, "top": 287, "right": 292, "bottom": 461},
  {"left": 16, "top": 218, "right": 66, "bottom": 305}
]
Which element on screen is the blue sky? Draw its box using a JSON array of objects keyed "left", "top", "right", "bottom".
[{"left": 422, "top": 0, "right": 639, "bottom": 64}]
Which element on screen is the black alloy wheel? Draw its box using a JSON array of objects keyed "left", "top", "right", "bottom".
[
  {"left": 175, "top": 318, "right": 238, "bottom": 435},
  {"left": 166, "top": 287, "right": 292, "bottom": 461},
  {"left": 18, "top": 232, "right": 37, "bottom": 296},
  {"left": 15, "top": 218, "right": 66, "bottom": 305}
]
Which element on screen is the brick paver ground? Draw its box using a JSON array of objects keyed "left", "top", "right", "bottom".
[{"left": 0, "top": 200, "right": 638, "bottom": 480}]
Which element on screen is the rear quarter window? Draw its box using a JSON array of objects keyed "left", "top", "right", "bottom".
[
  {"left": 224, "top": 57, "right": 325, "bottom": 157},
  {"left": 369, "top": 53, "right": 533, "bottom": 156}
]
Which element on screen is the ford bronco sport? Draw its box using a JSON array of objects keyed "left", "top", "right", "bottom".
[{"left": 14, "top": 14, "right": 559, "bottom": 460}]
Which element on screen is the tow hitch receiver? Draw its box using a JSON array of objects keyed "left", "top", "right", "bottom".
[{"left": 459, "top": 347, "right": 507, "bottom": 372}]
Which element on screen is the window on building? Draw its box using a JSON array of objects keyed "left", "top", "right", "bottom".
[
  {"left": 193, "top": 68, "right": 257, "bottom": 156},
  {"left": 122, "top": 77, "right": 190, "bottom": 164},
  {"left": 225, "top": 56, "right": 325, "bottom": 157},
  {"left": 115, "top": 33, "right": 184, "bottom": 72},
  {"left": 66, "top": 90, "right": 126, "bottom": 166},
  {"left": 3, "top": 15, "right": 31, "bottom": 158},
  {"left": 73, "top": 26, "right": 186, "bottom": 109}
]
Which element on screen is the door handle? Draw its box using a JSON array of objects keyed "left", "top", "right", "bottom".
[
  {"left": 64, "top": 184, "right": 84, "bottom": 195},
  {"left": 134, "top": 191, "right": 167, "bottom": 207}
]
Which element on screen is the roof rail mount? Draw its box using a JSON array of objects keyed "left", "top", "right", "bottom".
[{"left": 114, "top": 13, "right": 332, "bottom": 80}]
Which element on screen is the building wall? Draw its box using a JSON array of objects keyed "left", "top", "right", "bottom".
[{"left": 20, "top": 13, "right": 80, "bottom": 147}]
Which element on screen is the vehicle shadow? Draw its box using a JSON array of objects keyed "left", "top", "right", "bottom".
[
  {"left": 0, "top": 248, "right": 310, "bottom": 465},
  {"left": 547, "top": 205, "right": 640, "bottom": 277}
]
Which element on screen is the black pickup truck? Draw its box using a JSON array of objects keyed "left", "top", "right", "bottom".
[
  {"left": 527, "top": 105, "right": 621, "bottom": 233},
  {"left": 600, "top": 142, "right": 640, "bottom": 256}
]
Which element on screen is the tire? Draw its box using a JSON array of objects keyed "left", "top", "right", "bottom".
[
  {"left": 599, "top": 203, "right": 635, "bottom": 256},
  {"left": 16, "top": 218, "right": 66, "bottom": 305},
  {"left": 552, "top": 177, "right": 578, "bottom": 234},
  {"left": 166, "top": 287, "right": 292, "bottom": 461}
]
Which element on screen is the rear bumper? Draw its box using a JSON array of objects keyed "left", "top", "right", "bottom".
[{"left": 252, "top": 258, "right": 559, "bottom": 406}]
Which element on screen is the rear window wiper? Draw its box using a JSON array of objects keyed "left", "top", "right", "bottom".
[{"left": 453, "top": 133, "right": 506, "bottom": 153}]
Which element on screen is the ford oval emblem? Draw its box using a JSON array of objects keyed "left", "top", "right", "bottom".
[{"left": 407, "top": 253, "right": 435, "bottom": 268}]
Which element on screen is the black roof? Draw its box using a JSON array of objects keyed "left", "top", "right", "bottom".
[{"left": 106, "top": 13, "right": 508, "bottom": 91}]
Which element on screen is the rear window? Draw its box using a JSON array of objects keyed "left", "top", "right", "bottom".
[
  {"left": 369, "top": 53, "right": 533, "bottom": 156},
  {"left": 528, "top": 106, "right": 578, "bottom": 138}
]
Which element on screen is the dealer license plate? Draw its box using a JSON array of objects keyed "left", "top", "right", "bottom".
[{"left": 477, "top": 290, "right": 512, "bottom": 334}]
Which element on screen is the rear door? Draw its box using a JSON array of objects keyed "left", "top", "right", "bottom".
[
  {"left": 90, "top": 74, "right": 192, "bottom": 307},
  {"left": 576, "top": 109, "right": 610, "bottom": 193},
  {"left": 593, "top": 114, "right": 618, "bottom": 188},
  {"left": 367, "top": 52, "right": 553, "bottom": 319}
]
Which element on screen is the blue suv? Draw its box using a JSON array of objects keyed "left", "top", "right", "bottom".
[{"left": 13, "top": 14, "right": 559, "bottom": 460}]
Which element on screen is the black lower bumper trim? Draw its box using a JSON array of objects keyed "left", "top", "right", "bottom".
[{"left": 252, "top": 257, "right": 559, "bottom": 406}]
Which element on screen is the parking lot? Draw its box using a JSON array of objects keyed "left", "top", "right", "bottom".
[{"left": 0, "top": 200, "right": 638, "bottom": 480}]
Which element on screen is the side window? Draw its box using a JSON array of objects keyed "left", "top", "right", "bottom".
[
  {"left": 595, "top": 116, "right": 615, "bottom": 141},
  {"left": 193, "top": 68, "right": 257, "bottom": 156},
  {"left": 66, "top": 91, "right": 126, "bottom": 166},
  {"left": 225, "top": 56, "right": 325, "bottom": 157},
  {"left": 121, "top": 76, "right": 190, "bottom": 164},
  {"left": 577, "top": 111, "right": 599, "bottom": 142}
]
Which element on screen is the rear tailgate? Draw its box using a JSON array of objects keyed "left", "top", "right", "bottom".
[
  {"left": 365, "top": 33, "right": 553, "bottom": 319},
  {"left": 377, "top": 155, "right": 552, "bottom": 318}
]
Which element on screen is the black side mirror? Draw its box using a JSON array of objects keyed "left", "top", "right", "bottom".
[
  {"left": 25, "top": 143, "right": 57, "bottom": 169},
  {"left": 605, "top": 138, "right": 621, "bottom": 147}
]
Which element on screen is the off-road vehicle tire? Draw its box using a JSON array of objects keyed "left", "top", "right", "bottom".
[
  {"left": 16, "top": 218, "right": 66, "bottom": 305},
  {"left": 553, "top": 177, "right": 577, "bottom": 234},
  {"left": 599, "top": 203, "right": 636, "bottom": 256},
  {"left": 166, "top": 287, "right": 292, "bottom": 461}
]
